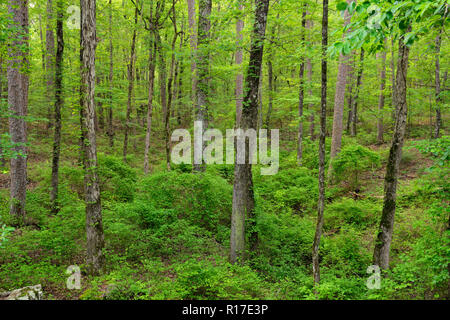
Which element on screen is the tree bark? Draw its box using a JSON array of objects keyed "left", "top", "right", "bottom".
[
  {"left": 350, "top": 48, "right": 364, "bottom": 137},
  {"left": 434, "top": 31, "right": 442, "bottom": 139},
  {"left": 50, "top": 0, "right": 64, "bottom": 214},
  {"left": 193, "top": 0, "right": 212, "bottom": 172},
  {"left": 297, "top": 8, "right": 307, "bottom": 165},
  {"left": 107, "top": 0, "right": 114, "bottom": 148},
  {"left": 230, "top": 0, "right": 269, "bottom": 264},
  {"left": 46, "top": 0, "right": 55, "bottom": 131},
  {"left": 328, "top": 0, "right": 353, "bottom": 175},
  {"left": 312, "top": 0, "right": 328, "bottom": 285},
  {"left": 144, "top": 8, "right": 156, "bottom": 175},
  {"left": 235, "top": 1, "right": 244, "bottom": 127},
  {"left": 373, "top": 27, "right": 411, "bottom": 270},
  {"left": 80, "top": 0, "right": 105, "bottom": 276},
  {"left": 377, "top": 46, "right": 387, "bottom": 144},
  {"left": 123, "top": 7, "right": 138, "bottom": 163},
  {"left": 187, "top": 0, "right": 197, "bottom": 116},
  {"left": 8, "top": 0, "right": 29, "bottom": 219}
]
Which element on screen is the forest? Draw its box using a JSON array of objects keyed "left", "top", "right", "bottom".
[{"left": 0, "top": 0, "right": 448, "bottom": 301}]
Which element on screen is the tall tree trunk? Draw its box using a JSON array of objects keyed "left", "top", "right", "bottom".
[
  {"left": 230, "top": 0, "right": 269, "bottom": 264},
  {"left": 345, "top": 55, "right": 355, "bottom": 133},
  {"left": 165, "top": 1, "right": 178, "bottom": 171},
  {"left": 373, "top": 27, "right": 411, "bottom": 270},
  {"left": 187, "top": 0, "right": 197, "bottom": 116},
  {"left": 50, "top": 0, "right": 64, "bottom": 214},
  {"left": 193, "top": 0, "right": 212, "bottom": 172},
  {"left": 80, "top": 0, "right": 105, "bottom": 276},
  {"left": 8, "top": 0, "right": 29, "bottom": 219},
  {"left": 144, "top": 9, "right": 156, "bottom": 175},
  {"left": 235, "top": 1, "right": 244, "bottom": 127},
  {"left": 123, "top": 8, "right": 138, "bottom": 163},
  {"left": 305, "top": 14, "right": 314, "bottom": 141},
  {"left": 46, "top": 0, "right": 55, "bottom": 131},
  {"left": 328, "top": 0, "right": 353, "bottom": 175},
  {"left": 297, "top": 8, "right": 307, "bottom": 165},
  {"left": 350, "top": 48, "right": 364, "bottom": 137},
  {"left": 434, "top": 30, "right": 442, "bottom": 139},
  {"left": 390, "top": 36, "right": 396, "bottom": 123},
  {"left": 377, "top": 46, "right": 387, "bottom": 144},
  {"left": 107, "top": 0, "right": 114, "bottom": 148},
  {"left": 312, "top": 0, "right": 328, "bottom": 285}
]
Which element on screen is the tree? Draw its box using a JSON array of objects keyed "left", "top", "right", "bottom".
[
  {"left": 107, "top": 0, "right": 114, "bottom": 148},
  {"left": 349, "top": 48, "right": 364, "bottom": 137},
  {"left": 50, "top": 0, "right": 64, "bottom": 213},
  {"left": 8, "top": 0, "right": 29, "bottom": 219},
  {"left": 373, "top": 28, "right": 411, "bottom": 269},
  {"left": 187, "top": 0, "right": 197, "bottom": 116},
  {"left": 230, "top": 0, "right": 270, "bottom": 264},
  {"left": 377, "top": 44, "right": 387, "bottom": 144},
  {"left": 297, "top": 7, "right": 307, "bottom": 165},
  {"left": 46, "top": 0, "right": 55, "bottom": 131},
  {"left": 235, "top": 1, "right": 244, "bottom": 127},
  {"left": 123, "top": 7, "right": 139, "bottom": 163},
  {"left": 193, "top": 0, "right": 212, "bottom": 172},
  {"left": 434, "top": 30, "right": 443, "bottom": 139},
  {"left": 312, "top": 0, "right": 328, "bottom": 285},
  {"left": 80, "top": 0, "right": 105, "bottom": 275},
  {"left": 328, "top": 0, "right": 354, "bottom": 176}
]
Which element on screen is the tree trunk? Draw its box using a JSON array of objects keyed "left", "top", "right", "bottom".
[
  {"left": 230, "top": 0, "right": 269, "bottom": 264},
  {"left": 8, "top": 0, "right": 29, "bottom": 219},
  {"left": 80, "top": 0, "right": 105, "bottom": 276},
  {"left": 235, "top": 2, "right": 244, "bottom": 127},
  {"left": 144, "top": 9, "right": 156, "bottom": 175},
  {"left": 123, "top": 8, "right": 138, "bottom": 163},
  {"left": 107, "top": 0, "right": 114, "bottom": 148},
  {"left": 46, "top": 0, "right": 55, "bottom": 131},
  {"left": 297, "top": 8, "right": 307, "bottom": 165},
  {"left": 193, "top": 0, "right": 212, "bottom": 172},
  {"left": 305, "top": 14, "right": 314, "bottom": 141},
  {"left": 373, "top": 27, "right": 411, "bottom": 270},
  {"left": 434, "top": 31, "right": 442, "bottom": 139},
  {"left": 390, "top": 36, "right": 396, "bottom": 123},
  {"left": 328, "top": 0, "right": 353, "bottom": 175},
  {"left": 187, "top": 0, "right": 197, "bottom": 116},
  {"left": 377, "top": 46, "right": 387, "bottom": 144},
  {"left": 350, "top": 48, "right": 364, "bottom": 137},
  {"left": 50, "top": 0, "right": 64, "bottom": 214},
  {"left": 312, "top": 0, "right": 328, "bottom": 285}
]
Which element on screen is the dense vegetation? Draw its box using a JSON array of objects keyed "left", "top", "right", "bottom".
[{"left": 0, "top": 0, "right": 448, "bottom": 300}]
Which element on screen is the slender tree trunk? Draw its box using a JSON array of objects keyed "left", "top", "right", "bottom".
[
  {"left": 328, "top": 0, "right": 353, "bottom": 175},
  {"left": 235, "top": 1, "right": 244, "bottom": 127},
  {"left": 80, "top": 0, "right": 105, "bottom": 276},
  {"left": 377, "top": 47, "right": 387, "bottom": 144},
  {"left": 123, "top": 8, "right": 138, "bottom": 163},
  {"left": 8, "top": 0, "right": 29, "bottom": 220},
  {"left": 373, "top": 27, "right": 411, "bottom": 270},
  {"left": 266, "top": 60, "right": 273, "bottom": 129},
  {"left": 345, "top": 55, "right": 355, "bottom": 133},
  {"left": 297, "top": 8, "right": 307, "bottom": 165},
  {"left": 390, "top": 36, "right": 396, "bottom": 123},
  {"left": 187, "top": 0, "right": 197, "bottom": 115},
  {"left": 350, "top": 48, "right": 364, "bottom": 137},
  {"left": 144, "top": 11, "right": 156, "bottom": 175},
  {"left": 193, "top": 0, "right": 212, "bottom": 172},
  {"left": 312, "top": 0, "right": 328, "bottom": 285},
  {"left": 434, "top": 31, "right": 442, "bottom": 139},
  {"left": 305, "top": 15, "right": 314, "bottom": 141},
  {"left": 46, "top": 0, "right": 55, "bottom": 131},
  {"left": 165, "top": 1, "right": 178, "bottom": 171},
  {"left": 107, "top": 0, "right": 114, "bottom": 148},
  {"left": 50, "top": 0, "right": 64, "bottom": 213},
  {"left": 230, "top": 0, "right": 269, "bottom": 264}
]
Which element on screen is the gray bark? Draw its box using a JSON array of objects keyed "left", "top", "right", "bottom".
[
  {"left": 8, "top": 0, "right": 29, "bottom": 219},
  {"left": 235, "top": 2, "right": 244, "bottom": 127},
  {"left": 377, "top": 47, "right": 387, "bottom": 144},
  {"left": 230, "top": 0, "right": 269, "bottom": 264},
  {"left": 80, "top": 0, "right": 105, "bottom": 276},
  {"left": 312, "top": 0, "right": 328, "bottom": 285},
  {"left": 373, "top": 28, "right": 411, "bottom": 270}
]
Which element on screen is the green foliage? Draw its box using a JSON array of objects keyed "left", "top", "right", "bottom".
[{"left": 331, "top": 144, "right": 381, "bottom": 190}]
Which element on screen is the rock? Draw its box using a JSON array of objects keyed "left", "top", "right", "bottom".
[{"left": 0, "top": 285, "right": 43, "bottom": 300}]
